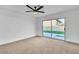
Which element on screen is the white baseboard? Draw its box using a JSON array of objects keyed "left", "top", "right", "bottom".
[
  {"left": 66, "top": 40, "right": 79, "bottom": 45},
  {"left": 0, "top": 35, "right": 36, "bottom": 45}
]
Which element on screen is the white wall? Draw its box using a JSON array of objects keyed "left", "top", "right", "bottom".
[
  {"left": 36, "top": 8, "right": 79, "bottom": 44},
  {"left": 1, "top": 6, "right": 79, "bottom": 45},
  {"left": 0, "top": 8, "right": 36, "bottom": 45}
]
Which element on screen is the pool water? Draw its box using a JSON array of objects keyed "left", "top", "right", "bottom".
[{"left": 43, "top": 32, "right": 64, "bottom": 40}]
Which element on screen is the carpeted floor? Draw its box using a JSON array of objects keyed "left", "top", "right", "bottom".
[{"left": 0, "top": 37, "right": 79, "bottom": 54}]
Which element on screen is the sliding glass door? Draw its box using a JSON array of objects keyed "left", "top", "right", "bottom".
[
  {"left": 52, "top": 19, "right": 64, "bottom": 40},
  {"left": 43, "top": 18, "right": 65, "bottom": 40},
  {"left": 43, "top": 20, "right": 51, "bottom": 38}
]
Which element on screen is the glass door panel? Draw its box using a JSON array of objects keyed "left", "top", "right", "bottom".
[
  {"left": 43, "top": 21, "right": 52, "bottom": 38},
  {"left": 52, "top": 19, "right": 64, "bottom": 40}
]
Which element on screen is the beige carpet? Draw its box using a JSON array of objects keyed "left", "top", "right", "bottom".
[{"left": 0, "top": 37, "right": 79, "bottom": 54}]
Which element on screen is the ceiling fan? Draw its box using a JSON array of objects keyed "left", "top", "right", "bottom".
[{"left": 26, "top": 5, "right": 45, "bottom": 15}]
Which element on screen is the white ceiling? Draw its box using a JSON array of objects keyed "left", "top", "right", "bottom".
[{"left": 0, "top": 5, "right": 79, "bottom": 17}]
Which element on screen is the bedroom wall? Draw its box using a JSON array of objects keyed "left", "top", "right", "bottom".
[
  {"left": 0, "top": 8, "right": 36, "bottom": 45},
  {"left": 36, "top": 8, "right": 79, "bottom": 44}
]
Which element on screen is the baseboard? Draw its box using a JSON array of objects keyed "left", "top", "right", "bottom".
[
  {"left": 0, "top": 35, "right": 36, "bottom": 45},
  {"left": 35, "top": 35, "right": 41, "bottom": 37},
  {"left": 1, "top": 35, "right": 79, "bottom": 46},
  {"left": 65, "top": 40, "right": 79, "bottom": 46}
]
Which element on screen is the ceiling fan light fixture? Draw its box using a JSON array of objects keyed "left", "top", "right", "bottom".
[{"left": 33, "top": 12, "right": 38, "bottom": 15}]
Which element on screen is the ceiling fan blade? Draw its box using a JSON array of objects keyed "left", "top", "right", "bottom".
[
  {"left": 26, "top": 5, "right": 34, "bottom": 11},
  {"left": 37, "top": 11, "right": 45, "bottom": 13},
  {"left": 25, "top": 11, "right": 33, "bottom": 12},
  {"left": 36, "top": 6, "right": 43, "bottom": 11}
]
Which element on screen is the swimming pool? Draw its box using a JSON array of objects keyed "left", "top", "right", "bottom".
[{"left": 43, "top": 31, "right": 64, "bottom": 40}]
